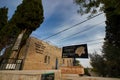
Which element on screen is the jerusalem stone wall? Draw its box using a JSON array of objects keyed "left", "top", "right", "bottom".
[
  {"left": 0, "top": 70, "right": 61, "bottom": 80},
  {"left": 19, "top": 37, "right": 73, "bottom": 70}
]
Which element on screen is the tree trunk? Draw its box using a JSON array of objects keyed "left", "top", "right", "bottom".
[{"left": 10, "top": 29, "right": 26, "bottom": 59}]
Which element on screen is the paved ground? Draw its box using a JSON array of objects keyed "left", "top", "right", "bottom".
[
  {"left": 61, "top": 74, "right": 120, "bottom": 80},
  {"left": 0, "top": 71, "right": 120, "bottom": 80}
]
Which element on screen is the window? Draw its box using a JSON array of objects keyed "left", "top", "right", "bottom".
[
  {"left": 44, "top": 55, "right": 50, "bottom": 64},
  {"left": 44, "top": 55, "right": 47, "bottom": 63}
]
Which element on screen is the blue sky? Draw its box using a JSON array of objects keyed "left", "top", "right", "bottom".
[{"left": 0, "top": 0, "right": 106, "bottom": 67}]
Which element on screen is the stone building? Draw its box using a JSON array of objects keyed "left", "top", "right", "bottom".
[{"left": 19, "top": 37, "right": 73, "bottom": 70}]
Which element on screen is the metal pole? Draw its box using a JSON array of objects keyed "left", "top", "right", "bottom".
[{"left": 73, "top": 57, "right": 76, "bottom": 66}]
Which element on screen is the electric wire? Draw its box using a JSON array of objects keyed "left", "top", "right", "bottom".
[
  {"left": 42, "top": 12, "right": 103, "bottom": 40},
  {"left": 58, "top": 38, "right": 104, "bottom": 47},
  {"left": 88, "top": 41, "right": 104, "bottom": 45},
  {"left": 76, "top": 38, "right": 104, "bottom": 44},
  {"left": 57, "top": 21, "right": 105, "bottom": 42},
  {"left": 80, "top": 38, "right": 104, "bottom": 43},
  {"left": 39, "top": 1, "right": 120, "bottom": 43}
]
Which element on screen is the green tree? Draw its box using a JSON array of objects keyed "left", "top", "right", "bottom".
[
  {"left": 0, "top": 20, "right": 21, "bottom": 57},
  {"left": 102, "top": 42, "right": 120, "bottom": 77},
  {"left": 74, "top": 0, "right": 120, "bottom": 77},
  {"left": 11, "top": 0, "right": 44, "bottom": 52},
  {"left": 74, "top": 0, "right": 120, "bottom": 16},
  {"left": 0, "top": 7, "right": 8, "bottom": 30},
  {"left": 84, "top": 68, "right": 91, "bottom": 76},
  {"left": 74, "top": 59, "right": 82, "bottom": 66},
  {"left": 0, "top": 7, "right": 14, "bottom": 52},
  {"left": 90, "top": 52, "right": 107, "bottom": 77},
  {"left": 0, "top": 0, "right": 44, "bottom": 59},
  {"left": 12, "top": 0, "right": 44, "bottom": 31}
]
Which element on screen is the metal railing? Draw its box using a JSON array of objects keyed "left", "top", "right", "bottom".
[{"left": 0, "top": 58, "right": 23, "bottom": 70}]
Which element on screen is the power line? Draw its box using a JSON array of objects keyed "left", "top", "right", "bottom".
[
  {"left": 57, "top": 21, "right": 105, "bottom": 42},
  {"left": 42, "top": 1, "right": 120, "bottom": 41},
  {"left": 76, "top": 38, "right": 104, "bottom": 44},
  {"left": 33, "top": 20, "right": 105, "bottom": 48},
  {"left": 74, "top": 38, "right": 104, "bottom": 46},
  {"left": 42, "top": 13, "right": 103, "bottom": 40},
  {"left": 88, "top": 41, "right": 104, "bottom": 45},
  {"left": 58, "top": 38, "right": 104, "bottom": 47}
]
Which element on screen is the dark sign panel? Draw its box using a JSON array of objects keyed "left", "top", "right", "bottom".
[
  {"left": 41, "top": 73, "right": 54, "bottom": 80},
  {"left": 62, "top": 44, "right": 88, "bottom": 58}
]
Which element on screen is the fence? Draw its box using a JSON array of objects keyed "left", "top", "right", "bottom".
[{"left": 0, "top": 58, "right": 23, "bottom": 70}]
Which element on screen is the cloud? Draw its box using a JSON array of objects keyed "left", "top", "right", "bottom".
[
  {"left": 42, "top": 0, "right": 60, "bottom": 19},
  {"left": 50, "top": 20, "right": 105, "bottom": 44},
  {"left": 0, "top": 0, "right": 107, "bottom": 68},
  {"left": 33, "top": 0, "right": 106, "bottom": 58},
  {"left": 33, "top": 0, "right": 106, "bottom": 67},
  {"left": 0, "top": 0, "right": 22, "bottom": 7},
  {"left": 32, "top": 0, "right": 81, "bottom": 39},
  {"left": 77, "top": 58, "right": 92, "bottom": 68}
]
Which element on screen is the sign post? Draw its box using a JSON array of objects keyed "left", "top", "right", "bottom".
[{"left": 61, "top": 44, "right": 88, "bottom": 75}]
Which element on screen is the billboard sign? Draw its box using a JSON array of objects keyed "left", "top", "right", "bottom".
[{"left": 62, "top": 44, "right": 88, "bottom": 58}]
